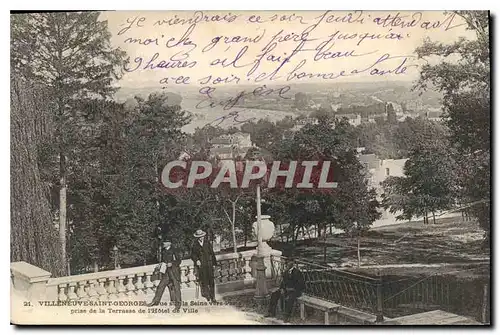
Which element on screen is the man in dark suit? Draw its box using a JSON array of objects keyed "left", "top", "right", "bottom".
[
  {"left": 148, "top": 240, "right": 182, "bottom": 311},
  {"left": 190, "top": 229, "right": 217, "bottom": 303},
  {"left": 266, "top": 257, "right": 305, "bottom": 322}
]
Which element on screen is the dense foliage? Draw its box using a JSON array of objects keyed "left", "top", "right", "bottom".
[
  {"left": 10, "top": 11, "right": 489, "bottom": 274},
  {"left": 414, "top": 11, "right": 490, "bottom": 236}
]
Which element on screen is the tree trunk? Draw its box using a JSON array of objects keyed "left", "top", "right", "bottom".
[
  {"left": 294, "top": 226, "right": 299, "bottom": 246},
  {"left": 244, "top": 228, "right": 248, "bottom": 247},
  {"left": 231, "top": 202, "right": 237, "bottom": 253},
  {"left": 432, "top": 211, "right": 436, "bottom": 224},
  {"left": 357, "top": 235, "right": 361, "bottom": 268},
  {"left": 59, "top": 153, "right": 67, "bottom": 274},
  {"left": 323, "top": 224, "right": 328, "bottom": 264},
  {"left": 93, "top": 260, "right": 99, "bottom": 273},
  {"left": 10, "top": 77, "right": 64, "bottom": 276}
]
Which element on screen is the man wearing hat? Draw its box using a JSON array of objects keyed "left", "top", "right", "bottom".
[
  {"left": 190, "top": 229, "right": 217, "bottom": 303},
  {"left": 266, "top": 257, "right": 305, "bottom": 322},
  {"left": 148, "top": 240, "right": 182, "bottom": 311}
]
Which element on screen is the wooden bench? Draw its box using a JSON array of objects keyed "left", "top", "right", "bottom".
[{"left": 297, "top": 294, "right": 340, "bottom": 325}]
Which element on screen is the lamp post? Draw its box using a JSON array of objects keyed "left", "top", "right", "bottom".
[
  {"left": 112, "top": 245, "right": 120, "bottom": 270},
  {"left": 253, "top": 171, "right": 269, "bottom": 307}
]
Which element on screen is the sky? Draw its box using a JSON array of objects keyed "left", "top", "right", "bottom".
[{"left": 99, "top": 10, "right": 476, "bottom": 88}]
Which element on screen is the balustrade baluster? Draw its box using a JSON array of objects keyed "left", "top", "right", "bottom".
[
  {"left": 77, "top": 281, "right": 89, "bottom": 300},
  {"left": 187, "top": 265, "right": 196, "bottom": 288},
  {"left": 152, "top": 275, "right": 160, "bottom": 292},
  {"left": 180, "top": 266, "right": 189, "bottom": 289},
  {"left": 214, "top": 263, "right": 222, "bottom": 284},
  {"left": 67, "top": 283, "right": 78, "bottom": 300},
  {"left": 239, "top": 258, "right": 244, "bottom": 278},
  {"left": 235, "top": 258, "right": 242, "bottom": 280},
  {"left": 220, "top": 261, "right": 227, "bottom": 283},
  {"left": 88, "top": 280, "right": 99, "bottom": 300},
  {"left": 224, "top": 260, "right": 230, "bottom": 282},
  {"left": 228, "top": 259, "right": 236, "bottom": 281},
  {"left": 125, "top": 275, "right": 136, "bottom": 297},
  {"left": 144, "top": 272, "right": 154, "bottom": 295},
  {"left": 243, "top": 256, "right": 252, "bottom": 280},
  {"left": 234, "top": 258, "right": 241, "bottom": 280},
  {"left": 226, "top": 260, "right": 232, "bottom": 282},
  {"left": 97, "top": 278, "right": 108, "bottom": 300},
  {"left": 107, "top": 278, "right": 118, "bottom": 300},
  {"left": 58, "top": 284, "right": 68, "bottom": 301},
  {"left": 135, "top": 273, "right": 145, "bottom": 297},
  {"left": 117, "top": 276, "right": 127, "bottom": 298}
]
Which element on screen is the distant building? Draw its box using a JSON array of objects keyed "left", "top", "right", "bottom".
[
  {"left": 233, "top": 132, "right": 252, "bottom": 147},
  {"left": 211, "top": 137, "right": 232, "bottom": 148},
  {"left": 292, "top": 118, "right": 319, "bottom": 131},
  {"left": 335, "top": 113, "right": 362, "bottom": 127},
  {"left": 405, "top": 100, "right": 424, "bottom": 112},
  {"left": 424, "top": 108, "right": 444, "bottom": 122},
  {"left": 330, "top": 103, "right": 342, "bottom": 111},
  {"left": 209, "top": 146, "right": 229, "bottom": 160},
  {"left": 209, "top": 132, "right": 253, "bottom": 160},
  {"left": 389, "top": 102, "right": 403, "bottom": 113},
  {"left": 361, "top": 116, "right": 377, "bottom": 124},
  {"left": 358, "top": 153, "right": 408, "bottom": 227}
]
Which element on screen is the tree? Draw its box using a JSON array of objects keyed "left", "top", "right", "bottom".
[
  {"left": 11, "top": 12, "right": 127, "bottom": 273},
  {"left": 393, "top": 117, "right": 448, "bottom": 158},
  {"left": 414, "top": 11, "right": 490, "bottom": 236},
  {"left": 355, "top": 121, "right": 398, "bottom": 159},
  {"left": 269, "top": 119, "right": 380, "bottom": 263},
  {"left": 11, "top": 76, "right": 65, "bottom": 276},
  {"left": 241, "top": 119, "right": 284, "bottom": 151},
  {"left": 386, "top": 103, "right": 397, "bottom": 123},
  {"left": 192, "top": 125, "right": 226, "bottom": 150},
  {"left": 294, "top": 92, "right": 309, "bottom": 109},
  {"left": 382, "top": 135, "right": 458, "bottom": 224},
  {"left": 113, "top": 93, "right": 189, "bottom": 265}
]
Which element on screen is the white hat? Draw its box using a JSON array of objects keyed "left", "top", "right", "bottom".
[{"left": 194, "top": 229, "right": 206, "bottom": 238}]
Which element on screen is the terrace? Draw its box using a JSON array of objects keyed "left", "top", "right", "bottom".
[{"left": 11, "top": 219, "right": 489, "bottom": 325}]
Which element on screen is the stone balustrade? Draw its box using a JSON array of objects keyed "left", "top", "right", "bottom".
[{"left": 12, "top": 249, "right": 282, "bottom": 302}]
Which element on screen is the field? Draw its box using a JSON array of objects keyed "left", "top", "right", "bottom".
[
  {"left": 271, "top": 217, "right": 489, "bottom": 275},
  {"left": 267, "top": 217, "right": 489, "bottom": 323}
]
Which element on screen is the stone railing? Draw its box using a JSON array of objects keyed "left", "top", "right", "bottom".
[{"left": 12, "top": 249, "right": 282, "bottom": 302}]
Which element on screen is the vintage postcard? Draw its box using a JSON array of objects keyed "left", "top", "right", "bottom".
[{"left": 10, "top": 10, "right": 490, "bottom": 325}]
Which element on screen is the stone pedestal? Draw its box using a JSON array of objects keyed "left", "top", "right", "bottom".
[
  {"left": 253, "top": 215, "right": 275, "bottom": 277},
  {"left": 11, "top": 261, "right": 52, "bottom": 301}
]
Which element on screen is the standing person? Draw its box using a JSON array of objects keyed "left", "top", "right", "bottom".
[
  {"left": 148, "top": 240, "right": 182, "bottom": 311},
  {"left": 266, "top": 257, "right": 305, "bottom": 322},
  {"left": 190, "top": 229, "right": 217, "bottom": 303}
]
